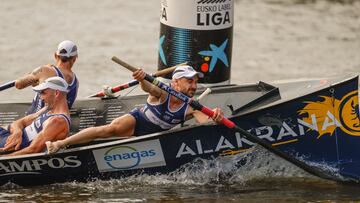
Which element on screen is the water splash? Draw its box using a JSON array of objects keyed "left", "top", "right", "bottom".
[
  {"left": 0, "top": 146, "right": 350, "bottom": 202},
  {"left": 60, "top": 145, "right": 321, "bottom": 192}
]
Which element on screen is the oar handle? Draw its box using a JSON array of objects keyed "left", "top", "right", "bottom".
[
  {"left": 112, "top": 56, "right": 137, "bottom": 72},
  {"left": 0, "top": 81, "right": 15, "bottom": 91},
  {"left": 90, "top": 57, "right": 185, "bottom": 98},
  {"left": 152, "top": 62, "right": 187, "bottom": 77},
  {"left": 112, "top": 56, "right": 236, "bottom": 128},
  {"left": 112, "top": 56, "right": 187, "bottom": 76}
]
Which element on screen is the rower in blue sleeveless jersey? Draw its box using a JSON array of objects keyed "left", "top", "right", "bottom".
[
  {"left": 0, "top": 77, "right": 71, "bottom": 156},
  {"left": 14, "top": 40, "right": 79, "bottom": 114},
  {"left": 47, "top": 65, "right": 224, "bottom": 153}
]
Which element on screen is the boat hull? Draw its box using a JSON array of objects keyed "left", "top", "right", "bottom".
[{"left": 0, "top": 75, "right": 359, "bottom": 186}]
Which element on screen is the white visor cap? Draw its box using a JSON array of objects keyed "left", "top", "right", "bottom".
[
  {"left": 172, "top": 65, "right": 204, "bottom": 79},
  {"left": 56, "top": 40, "right": 78, "bottom": 57},
  {"left": 33, "top": 76, "right": 69, "bottom": 93}
]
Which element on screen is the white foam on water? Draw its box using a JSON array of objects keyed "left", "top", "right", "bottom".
[
  {"left": 0, "top": 144, "right": 354, "bottom": 201},
  {"left": 60, "top": 145, "right": 335, "bottom": 192}
]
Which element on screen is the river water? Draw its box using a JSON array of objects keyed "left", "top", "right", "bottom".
[{"left": 0, "top": 0, "right": 360, "bottom": 202}]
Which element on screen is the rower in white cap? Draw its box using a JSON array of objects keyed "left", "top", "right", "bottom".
[
  {"left": 14, "top": 40, "right": 79, "bottom": 115},
  {"left": 47, "top": 65, "right": 224, "bottom": 154},
  {"left": 0, "top": 76, "right": 71, "bottom": 156}
]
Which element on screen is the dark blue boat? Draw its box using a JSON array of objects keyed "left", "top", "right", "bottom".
[{"left": 0, "top": 74, "right": 359, "bottom": 186}]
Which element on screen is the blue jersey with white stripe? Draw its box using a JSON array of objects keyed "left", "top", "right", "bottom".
[
  {"left": 26, "top": 65, "right": 78, "bottom": 115},
  {"left": 129, "top": 94, "right": 189, "bottom": 136},
  {"left": 21, "top": 111, "right": 71, "bottom": 148},
  {"left": 0, "top": 111, "right": 70, "bottom": 149}
]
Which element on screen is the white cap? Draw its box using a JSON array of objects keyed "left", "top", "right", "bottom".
[
  {"left": 56, "top": 40, "right": 78, "bottom": 57},
  {"left": 33, "top": 76, "right": 69, "bottom": 93},
  {"left": 172, "top": 65, "right": 204, "bottom": 79}
]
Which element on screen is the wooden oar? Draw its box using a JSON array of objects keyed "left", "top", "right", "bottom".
[
  {"left": 111, "top": 56, "right": 339, "bottom": 182},
  {"left": 88, "top": 62, "right": 187, "bottom": 98},
  {"left": 0, "top": 81, "right": 15, "bottom": 91}
]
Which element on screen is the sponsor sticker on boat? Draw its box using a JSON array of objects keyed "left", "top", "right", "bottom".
[{"left": 93, "top": 140, "right": 166, "bottom": 172}]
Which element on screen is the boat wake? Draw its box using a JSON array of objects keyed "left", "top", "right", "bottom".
[{"left": 58, "top": 145, "right": 328, "bottom": 191}]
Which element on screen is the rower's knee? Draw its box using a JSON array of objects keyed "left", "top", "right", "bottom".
[
  {"left": 101, "top": 124, "right": 118, "bottom": 136},
  {"left": 109, "top": 114, "right": 136, "bottom": 137}
]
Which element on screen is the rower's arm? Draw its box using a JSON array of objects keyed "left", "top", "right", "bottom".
[
  {"left": 190, "top": 109, "right": 210, "bottom": 123},
  {"left": 187, "top": 107, "right": 224, "bottom": 124},
  {"left": 6, "top": 116, "right": 68, "bottom": 156},
  {"left": 10, "top": 107, "right": 46, "bottom": 135},
  {"left": 0, "top": 108, "right": 46, "bottom": 152},
  {"left": 15, "top": 65, "right": 53, "bottom": 89},
  {"left": 133, "top": 68, "right": 163, "bottom": 98},
  {"left": 139, "top": 80, "right": 163, "bottom": 98}
]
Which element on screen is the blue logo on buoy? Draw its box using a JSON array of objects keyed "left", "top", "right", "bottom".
[
  {"left": 159, "top": 35, "right": 167, "bottom": 65},
  {"left": 198, "top": 39, "right": 229, "bottom": 72}
]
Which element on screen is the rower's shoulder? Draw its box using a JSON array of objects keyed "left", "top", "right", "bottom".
[
  {"left": 31, "top": 64, "right": 55, "bottom": 77},
  {"left": 45, "top": 113, "right": 69, "bottom": 126},
  {"left": 37, "top": 64, "right": 54, "bottom": 71}
]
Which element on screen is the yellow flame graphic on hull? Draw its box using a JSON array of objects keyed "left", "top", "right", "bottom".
[{"left": 298, "top": 90, "right": 360, "bottom": 137}]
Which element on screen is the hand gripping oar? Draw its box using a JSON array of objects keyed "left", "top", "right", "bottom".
[
  {"left": 0, "top": 81, "right": 15, "bottom": 91},
  {"left": 88, "top": 62, "right": 187, "bottom": 98},
  {"left": 111, "top": 56, "right": 339, "bottom": 182}
]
